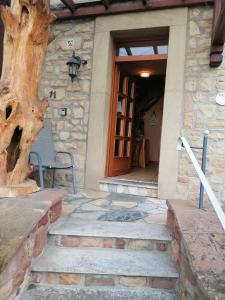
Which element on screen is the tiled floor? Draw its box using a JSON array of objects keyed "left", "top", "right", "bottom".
[
  {"left": 111, "top": 163, "right": 158, "bottom": 184},
  {"left": 62, "top": 189, "right": 167, "bottom": 225}
]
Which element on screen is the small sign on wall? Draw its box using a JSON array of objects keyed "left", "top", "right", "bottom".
[
  {"left": 150, "top": 112, "right": 157, "bottom": 126},
  {"left": 58, "top": 38, "right": 75, "bottom": 50},
  {"left": 66, "top": 39, "right": 74, "bottom": 49}
]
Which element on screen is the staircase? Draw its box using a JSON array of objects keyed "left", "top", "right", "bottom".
[{"left": 21, "top": 215, "right": 178, "bottom": 299}]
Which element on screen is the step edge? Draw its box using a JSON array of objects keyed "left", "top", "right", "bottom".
[
  {"left": 99, "top": 179, "right": 158, "bottom": 189},
  {"left": 26, "top": 283, "right": 177, "bottom": 293},
  {"left": 48, "top": 232, "right": 172, "bottom": 242},
  {"left": 30, "top": 268, "right": 179, "bottom": 278}
]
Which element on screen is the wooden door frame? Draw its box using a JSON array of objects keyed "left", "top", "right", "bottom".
[
  {"left": 0, "top": 17, "right": 4, "bottom": 77},
  {"left": 105, "top": 44, "right": 168, "bottom": 177},
  {"left": 85, "top": 9, "right": 187, "bottom": 199}
]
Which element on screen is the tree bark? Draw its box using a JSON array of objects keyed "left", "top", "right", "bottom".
[{"left": 0, "top": 0, "right": 55, "bottom": 197}]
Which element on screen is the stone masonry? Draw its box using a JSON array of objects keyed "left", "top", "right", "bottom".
[
  {"left": 40, "top": 7, "right": 225, "bottom": 206},
  {"left": 178, "top": 7, "right": 225, "bottom": 207},
  {"left": 39, "top": 18, "right": 95, "bottom": 191}
]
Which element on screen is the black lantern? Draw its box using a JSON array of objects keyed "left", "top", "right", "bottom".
[{"left": 67, "top": 51, "right": 87, "bottom": 82}]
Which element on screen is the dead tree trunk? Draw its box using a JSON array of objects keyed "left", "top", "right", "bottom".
[{"left": 0, "top": 0, "right": 55, "bottom": 197}]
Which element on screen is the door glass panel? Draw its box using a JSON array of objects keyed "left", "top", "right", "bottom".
[
  {"left": 119, "top": 75, "right": 128, "bottom": 94},
  {"left": 125, "top": 121, "right": 131, "bottom": 137},
  {"left": 117, "top": 96, "right": 123, "bottom": 114},
  {"left": 114, "top": 139, "right": 122, "bottom": 157},
  {"left": 128, "top": 80, "right": 133, "bottom": 98},
  {"left": 129, "top": 102, "right": 133, "bottom": 118},
  {"left": 124, "top": 140, "right": 131, "bottom": 157},
  {"left": 116, "top": 118, "right": 122, "bottom": 136}
]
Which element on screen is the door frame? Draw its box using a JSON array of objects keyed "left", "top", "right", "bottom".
[
  {"left": 85, "top": 8, "right": 188, "bottom": 199},
  {"left": 105, "top": 48, "right": 168, "bottom": 177}
]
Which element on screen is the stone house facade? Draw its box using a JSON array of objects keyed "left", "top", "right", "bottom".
[
  {"left": 38, "top": 4, "right": 225, "bottom": 207},
  {"left": 1, "top": 2, "right": 224, "bottom": 206}
]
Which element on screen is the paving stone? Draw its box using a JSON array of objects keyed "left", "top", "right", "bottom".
[
  {"left": 71, "top": 211, "right": 105, "bottom": 221},
  {"left": 85, "top": 275, "right": 115, "bottom": 287},
  {"left": 119, "top": 276, "right": 147, "bottom": 287},
  {"left": 21, "top": 285, "right": 177, "bottom": 300},
  {"left": 62, "top": 204, "right": 78, "bottom": 216},
  {"left": 127, "top": 240, "right": 154, "bottom": 251},
  {"left": 97, "top": 209, "right": 148, "bottom": 222},
  {"left": 144, "top": 213, "right": 167, "bottom": 224},
  {"left": 107, "top": 193, "right": 146, "bottom": 203},
  {"left": 78, "top": 203, "right": 108, "bottom": 212},
  {"left": 91, "top": 199, "right": 109, "bottom": 207},
  {"left": 115, "top": 239, "right": 126, "bottom": 249},
  {"left": 82, "top": 190, "right": 110, "bottom": 199},
  {"left": 58, "top": 274, "right": 80, "bottom": 285},
  {"left": 112, "top": 201, "right": 137, "bottom": 209}
]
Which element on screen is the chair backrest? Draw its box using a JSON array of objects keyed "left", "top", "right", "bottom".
[{"left": 30, "top": 119, "right": 55, "bottom": 166}]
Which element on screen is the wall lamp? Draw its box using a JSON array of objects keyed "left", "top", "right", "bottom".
[{"left": 67, "top": 51, "right": 87, "bottom": 82}]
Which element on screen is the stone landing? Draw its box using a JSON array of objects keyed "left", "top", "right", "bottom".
[{"left": 99, "top": 178, "right": 158, "bottom": 197}]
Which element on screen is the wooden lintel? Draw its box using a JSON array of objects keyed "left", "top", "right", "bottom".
[
  {"left": 210, "top": 0, "right": 225, "bottom": 67},
  {"left": 0, "top": 0, "right": 10, "bottom": 6},
  {"left": 115, "top": 54, "right": 167, "bottom": 63},
  {"left": 102, "top": 0, "right": 110, "bottom": 9},
  {"left": 60, "top": 0, "right": 75, "bottom": 13},
  {"left": 55, "top": 0, "right": 213, "bottom": 20}
]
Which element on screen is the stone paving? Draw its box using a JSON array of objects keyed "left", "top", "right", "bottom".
[{"left": 62, "top": 189, "right": 167, "bottom": 224}]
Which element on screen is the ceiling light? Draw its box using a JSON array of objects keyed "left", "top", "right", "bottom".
[{"left": 140, "top": 71, "right": 150, "bottom": 78}]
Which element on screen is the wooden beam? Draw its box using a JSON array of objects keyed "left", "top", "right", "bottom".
[
  {"left": 102, "top": 0, "right": 110, "bottom": 9},
  {"left": 60, "top": 0, "right": 75, "bottom": 13},
  {"left": 0, "top": 0, "right": 10, "bottom": 6},
  {"left": 55, "top": 0, "right": 213, "bottom": 20},
  {"left": 125, "top": 47, "right": 132, "bottom": 56},
  {"left": 115, "top": 54, "right": 167, "bottom": 63},
  {"left": 153, "top": 45, "right": 158, "bottom": 54},
  {"left": 210, "top": 0, "right": 225, "bottom": 67}
]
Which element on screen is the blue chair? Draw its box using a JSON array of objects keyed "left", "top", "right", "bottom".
[{"left": 29, "top": 120, "right": 77, "bottom": 193}]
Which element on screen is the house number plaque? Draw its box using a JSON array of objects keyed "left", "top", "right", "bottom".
[{"left": 216, "top": 92, "right": 225, "bottom": 106}]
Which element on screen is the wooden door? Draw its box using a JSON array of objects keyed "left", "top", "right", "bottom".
[{"left": 107, "top": 65, "right": 136, "bottom": 176}]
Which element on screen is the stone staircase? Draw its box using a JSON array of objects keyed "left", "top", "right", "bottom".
[{"left": 21, "top": 216, "right": 178, "bottom": 299}]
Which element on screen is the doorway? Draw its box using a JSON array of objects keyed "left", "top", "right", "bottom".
[{"left": 106, "top": 40, "right": 167, "bottom": 185}]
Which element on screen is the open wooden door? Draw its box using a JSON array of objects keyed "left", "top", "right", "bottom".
[{"left": 107, "top": 64, "right": 136, "bottom": 176}]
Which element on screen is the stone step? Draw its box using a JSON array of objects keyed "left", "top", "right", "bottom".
[
  {"left": 99, "top": 178, "right": 158, "bottom": 197},
  {"left": 21, "top": 284, "right": 177, "bottom": 300},
  {"left": 49, "top": 220, "right": 171, "bottom": 251},
  {"left": 31, "top": 247, "right": 178, "bottom": 280}
]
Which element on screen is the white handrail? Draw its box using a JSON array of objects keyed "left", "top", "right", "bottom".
[{"left": 177, "top": 136, "right": 225, "bottom": 231}]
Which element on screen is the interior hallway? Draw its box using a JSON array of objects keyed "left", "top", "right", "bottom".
[{"left": 112, "top": 163, "right": 159, "bottom": 184}]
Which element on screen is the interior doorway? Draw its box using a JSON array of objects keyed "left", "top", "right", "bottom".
[{"left": 106, "top": 39, "right": 167, "bottom": 185}]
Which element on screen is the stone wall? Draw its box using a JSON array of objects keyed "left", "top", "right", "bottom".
[
  {"left": 39, "top": 18, "right": 95, "bottom": 191},
  {"left": 40, "top": 8, "right": 225, "bottom": 203},
  {"left": 0, "top": 191, "right": 64, "bottom": 300},
  {"left": 167, "top": 199, "right": 225, "bottom": 300},
  {"left": 177, "top": 7, "right": 225, "bottom": 207}
]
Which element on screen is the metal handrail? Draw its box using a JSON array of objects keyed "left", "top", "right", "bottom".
[{"left": 177, "top": 136, "right": 225, "bottom": 231}]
